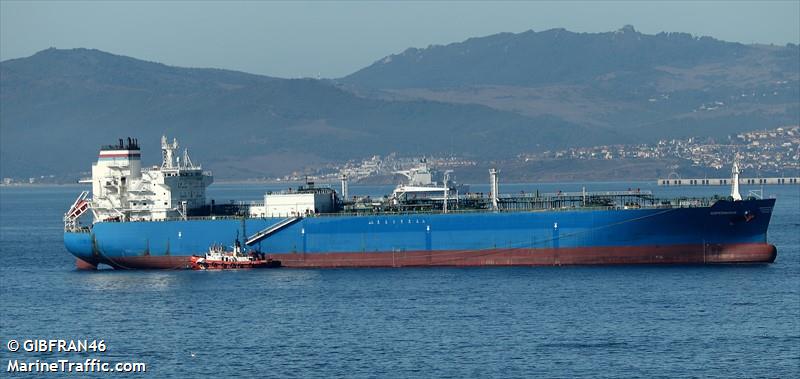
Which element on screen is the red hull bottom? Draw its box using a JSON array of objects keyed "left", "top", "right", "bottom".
[
  {"left": 92, "top": 243, "right": 776, "bottom": 269},
  {"left": 75, "top": 258, "right": 97, "bottom": 270},
  {"left": 273, "top": 243, "right": 777, "bottom": 268}
]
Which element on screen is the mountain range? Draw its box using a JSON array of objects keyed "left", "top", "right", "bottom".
[{"left": 1, "top": 26, "right": 798, "bottom": 180}]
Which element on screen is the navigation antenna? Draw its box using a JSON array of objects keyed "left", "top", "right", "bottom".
[{"left": 182, "top": 148, "right": 194, "bottom": 169}]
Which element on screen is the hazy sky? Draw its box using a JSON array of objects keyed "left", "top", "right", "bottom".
[{"left": 2, "top": 1, "right": 798, "bottom": 78}]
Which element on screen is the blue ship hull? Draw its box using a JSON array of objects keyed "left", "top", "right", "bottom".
[{"left": 64, "top": 199, "right": 777, "bottom": 269}]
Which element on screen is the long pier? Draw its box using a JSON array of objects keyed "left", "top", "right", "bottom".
[{"left": 657, "top": 177, "right": 800, "bottom": 186}]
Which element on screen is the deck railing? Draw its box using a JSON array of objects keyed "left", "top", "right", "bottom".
[{"left": 73, "top": 194, "right": 739, "bottom": 226}]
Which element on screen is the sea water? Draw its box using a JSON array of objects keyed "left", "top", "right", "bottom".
[{"left": 1, "top": 183, "right": 798, "bottom": 378}]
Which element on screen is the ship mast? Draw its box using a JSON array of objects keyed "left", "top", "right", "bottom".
[
  {"left": 490, "top": 168, "right": 500, "bottom": 210},
  {"left": 730, "top": 157, "right": 742, "bottom": 201},
  {"left": 161, "top": 135, "right": 178, "bottom": 169},
  {"left": 442, "top": 170, "right": 453, "bottom": 213},
  {"left": 340, "top": 174, "right": 349, "bottom": 200}
]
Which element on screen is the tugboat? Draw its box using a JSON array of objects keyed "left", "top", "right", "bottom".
[{"left": 190, "top": 240, "right": 281, "bottom": 270}]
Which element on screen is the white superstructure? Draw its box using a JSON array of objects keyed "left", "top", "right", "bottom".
[
  {"left": 263, "top": 191, "right": 335, "bottom": 217},
  {"left": 390, "top": 160, "right": 466, "bottom": 207},
  {"left": 71, "top": 136, "right": 213, "bottom": 224}
]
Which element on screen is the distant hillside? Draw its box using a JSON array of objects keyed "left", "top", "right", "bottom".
[
  {"left": 0, "top": 48, "right": 597, "bottom": 179},
  {"left": 345, "top": 26, "right": 752, "bottom": 88},
  {"left": 342, "top": 26, "right": 799, "bottom": 142},
  {"left": 2, "top": 26, "right": 798, "bottom": 181}
]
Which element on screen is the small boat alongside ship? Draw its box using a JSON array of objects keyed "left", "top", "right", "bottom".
[
  {"left": 190, "top": 241, "right": 280, "bottom": 270},
  {"left": 63, "top": 136, "right": 777, "bottom": 269}
]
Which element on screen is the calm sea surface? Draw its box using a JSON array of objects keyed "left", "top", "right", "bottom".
[{"left": 1, "top": 182, "right": 798, "bottom": 378}]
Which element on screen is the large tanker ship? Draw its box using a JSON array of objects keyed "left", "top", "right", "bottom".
[{"left": 63, "top": 137, "right": 777, "bottom": 269}]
